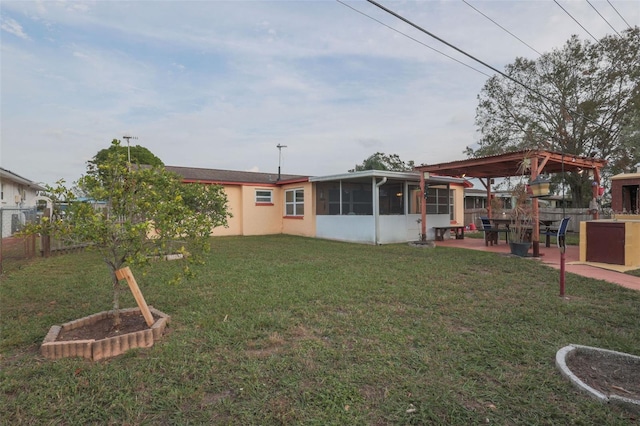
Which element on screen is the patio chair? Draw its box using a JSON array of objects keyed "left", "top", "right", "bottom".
[
  {"left": 480, "top": 217, "right": 502, "bottom": 246},
  {"left": 556, "top": 217, "right": 570, "bottom": 249}
]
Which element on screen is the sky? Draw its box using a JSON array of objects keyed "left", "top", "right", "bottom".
[{"left": 1, "top": 0, "right": 639, "bottom": 186}]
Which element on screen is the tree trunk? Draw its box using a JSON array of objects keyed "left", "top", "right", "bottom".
[{"left": 111, "top": 268, "right": 121, "bottom": 328}]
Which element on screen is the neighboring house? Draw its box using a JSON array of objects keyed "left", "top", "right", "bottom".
[
  {"left": 0, "top": 167, "right": 46, "bottom": 237},
  {"left": 167, "top": 166, "right": 468, "bottom": 244},
  {"left": 464, "top": 188, "right": 517, "bottom": 210}
]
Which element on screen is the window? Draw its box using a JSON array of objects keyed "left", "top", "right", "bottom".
[
  {"left": 255, "top": 189, "right": 273, "bottom": 204},
  {"left": 379, "top": 182, "right": 404, "bottom": 215},
  {"left": 426, "top": 184, "right": 453, "bottom": 218},
  {"left": 285, "top": 188, "right": 304, "bottom": 216},
  {"left": 316, "top": 182, "right": 372, "bottom": 215}
]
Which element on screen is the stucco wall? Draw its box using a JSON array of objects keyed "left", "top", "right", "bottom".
[
  {"left": 241, "top": 185, "right": 283, "bottom": 235},
  {"left": 211, "top": 185, "right": 243, "bottom": 236},
  {"left": 452, "top": 184, "right": 465, "bottom": 224},
  {"left": 281, "top": 181, "right": 315, "bottom": 237}
]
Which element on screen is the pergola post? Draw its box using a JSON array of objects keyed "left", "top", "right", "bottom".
[
  {"left": 531, "top": 157, "right": 541, "bottom": 257},
  {"left": 420, "top": 172, "right": 427, "bottom": 241}
]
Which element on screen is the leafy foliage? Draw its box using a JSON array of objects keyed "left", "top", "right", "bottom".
[
  {"left": 22, "top": 140, "right": 230, "bottom": 325},
  {"left": 92, "top": 139, "right": 164, "bottom": 168},
  {"left": 349, "top": 152, "right": 415, "bottom": 172},
  {"left": 468, "top": 27, "right": 640, "bottom": 207}
]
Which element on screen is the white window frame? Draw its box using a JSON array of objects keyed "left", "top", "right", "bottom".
[
  {"left": 255, "top": 189, "right": 273, "bottom": 204},
  {"left": 285, "top": 188, "right": 304, "bottom": 216}
]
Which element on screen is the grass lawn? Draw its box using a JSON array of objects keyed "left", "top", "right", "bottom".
[{"left": 1, "top": 235, "right": 639, "bottom": 424}]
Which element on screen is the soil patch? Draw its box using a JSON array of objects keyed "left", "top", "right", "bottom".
[
  {"left": 565, "top": 350, "right": 640, "bottom": 400},
  {"left": 57, "top": 312, "right": 158, "bottom": 341}
]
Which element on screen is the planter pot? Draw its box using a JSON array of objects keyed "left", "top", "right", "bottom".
[
  {"left": 509, "top": 241, "right": 531, "bottom": 257},
  {"left": 40, "top": 307, "right": 170, "bottom": 361}
]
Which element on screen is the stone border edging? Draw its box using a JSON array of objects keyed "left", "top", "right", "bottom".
[
  {"left": 41, "top": 306, "right": 170, "bottom": 361},
  {"left": 556, "top": 344, "right": 640, "bottom": 414}
]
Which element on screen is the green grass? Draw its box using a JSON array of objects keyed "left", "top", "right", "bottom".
[{"left": 2, "top": 235, "right": 639, "bottom": 424}]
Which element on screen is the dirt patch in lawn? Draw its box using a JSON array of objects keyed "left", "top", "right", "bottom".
[
  {"left": 565, "top": 349, "right": 640, "bottom": 400},
  {"left": 57, "top": 312, "right": 158, "bottom": 341}
]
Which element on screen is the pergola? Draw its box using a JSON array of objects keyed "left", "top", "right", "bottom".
[{"left": 415, "top": 150, "right": 607, "bottom": 257}]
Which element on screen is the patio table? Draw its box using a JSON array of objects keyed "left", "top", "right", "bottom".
[{"left": 490, "top": 218, "right": 558, "bottom": 245}]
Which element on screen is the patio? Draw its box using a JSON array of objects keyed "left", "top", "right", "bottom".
[
  {"left": 434, "top": 233, "right": 640, "bottom": 292},
  {"left": 416, "top": 150, "right": 607, "bottom": 257}
]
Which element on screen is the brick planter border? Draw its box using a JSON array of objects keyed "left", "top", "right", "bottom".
[{"left": 41, "top": 307, "right": 170, "bottom": 361}]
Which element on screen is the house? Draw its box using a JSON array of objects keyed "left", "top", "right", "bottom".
[
  {"left": 164, "top": 166, "right": 313, "bottom": 238},
  {"left": 166, "top": 166, "right": 468, "bottom": 244},
  {"left": 0, "top": 167, "right": 46, "bottom": 237}
]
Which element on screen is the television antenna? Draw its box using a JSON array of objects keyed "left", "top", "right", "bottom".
[
  {"left": 277, "top": 144, "right": 287, "bottom": 181},
  {"left": 122, "top": 135, "right": 138, "bottom": 163}
]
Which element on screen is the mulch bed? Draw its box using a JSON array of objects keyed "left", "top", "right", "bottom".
[
  {"left": 565, "top": 350, "right": 640, "bottom": 400},
  {"left": 57, "top": 312, "right": 157, "bottom": 341}
]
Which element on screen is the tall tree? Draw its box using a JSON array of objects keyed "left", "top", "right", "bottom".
[
  {"left": 467, "top": 27, "right": 640, "bottom": 207},
  {"left": 350, "top": 152, "right": 415, "bottom": 172},
  {"left": 92, "top": 139, "right": 164, "bottom": 167}
]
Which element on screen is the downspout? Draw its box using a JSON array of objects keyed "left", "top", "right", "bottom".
[{"left": 374, "top": 177, "right": 387, "bottom": 245}]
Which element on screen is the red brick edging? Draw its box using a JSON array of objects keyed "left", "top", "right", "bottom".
[{"left": 41, "top": 307, "right": 170, "bottom": 361}]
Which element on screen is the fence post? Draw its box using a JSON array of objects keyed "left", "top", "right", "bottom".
[{"left": 41, "top": 234, "right": 51, "bottom": 257}]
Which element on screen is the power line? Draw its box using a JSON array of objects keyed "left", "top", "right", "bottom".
[
  {"left": 363, "top": 0, "right": 511, "bottom": 81},
  {"left": 586, "top": 0, "right": 621, "bottom": 37},
  {"left": 359, "top": 0, "right": 614, "bottom": 134},
  {"left": 606, "top": 0, "right": 632, "bottom": 30},
  {"left": 461, "top": 0, "right": 543, "bottom": 56},
  {"left": 553, "top": 0, "right": 601, "bottom": 44},
  {"left": 335, "top": 0, "right": 491, "bottom": 78}
]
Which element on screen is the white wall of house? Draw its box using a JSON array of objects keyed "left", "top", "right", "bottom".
[
  {"left": 315, "top": 213, "right": 453, "bottom": 245},
  {"left": 1, "top": 169, "right": 44, "bottom": 237},
  {"left": 378, "top": 215, "right": 413, "bottom": 244},
  {"left": 316, "top": 215, "right": 375, "bottom": 244}
]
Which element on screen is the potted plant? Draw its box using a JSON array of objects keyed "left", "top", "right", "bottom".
[{"left": 508, "top": 182, "right": 533, "bottom": 257}]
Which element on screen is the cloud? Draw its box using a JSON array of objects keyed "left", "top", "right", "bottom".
[
  {"left": 1, "top": 0, "right": 638, "bottom": 186},
  {"left": 1, "top": 17, "right": 29, "bottom": 39}
]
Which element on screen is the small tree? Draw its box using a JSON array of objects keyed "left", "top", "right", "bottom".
[{"left": 26, "top": 141, "right": 230, "bottom": 327}]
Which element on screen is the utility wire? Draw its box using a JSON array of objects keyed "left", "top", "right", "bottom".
[
  {"left": 359, "top": 0, "right": 613, "bottom": 134},
  {"left": 364, "top": 0, "right": 511, "bottom": 80},
  {"left": 336, "top": 0, "right": 491, "bottom": 78},
  {"left": 586, "top": 0, "right": 621, "bottom": 36},
  {"left": 553, "top": 0, "right": 601, "bottom": 43},
  {"left": 606, "top": 0, "right": 632, "bottom": 30},
  {"left": 462, "top": 0, "right": 543, "bottom": 56}
]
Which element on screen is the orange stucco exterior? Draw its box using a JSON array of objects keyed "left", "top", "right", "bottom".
[
  {"left": 175, "top": 168, "right": 466, "bottom": 244},
  {"left": 210, "top": 181, "right": 315, "bottom": 238}
]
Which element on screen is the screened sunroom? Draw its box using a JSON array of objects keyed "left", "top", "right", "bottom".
[{"left": 310, "top": 170, "right": 466, "bottom": 244}]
